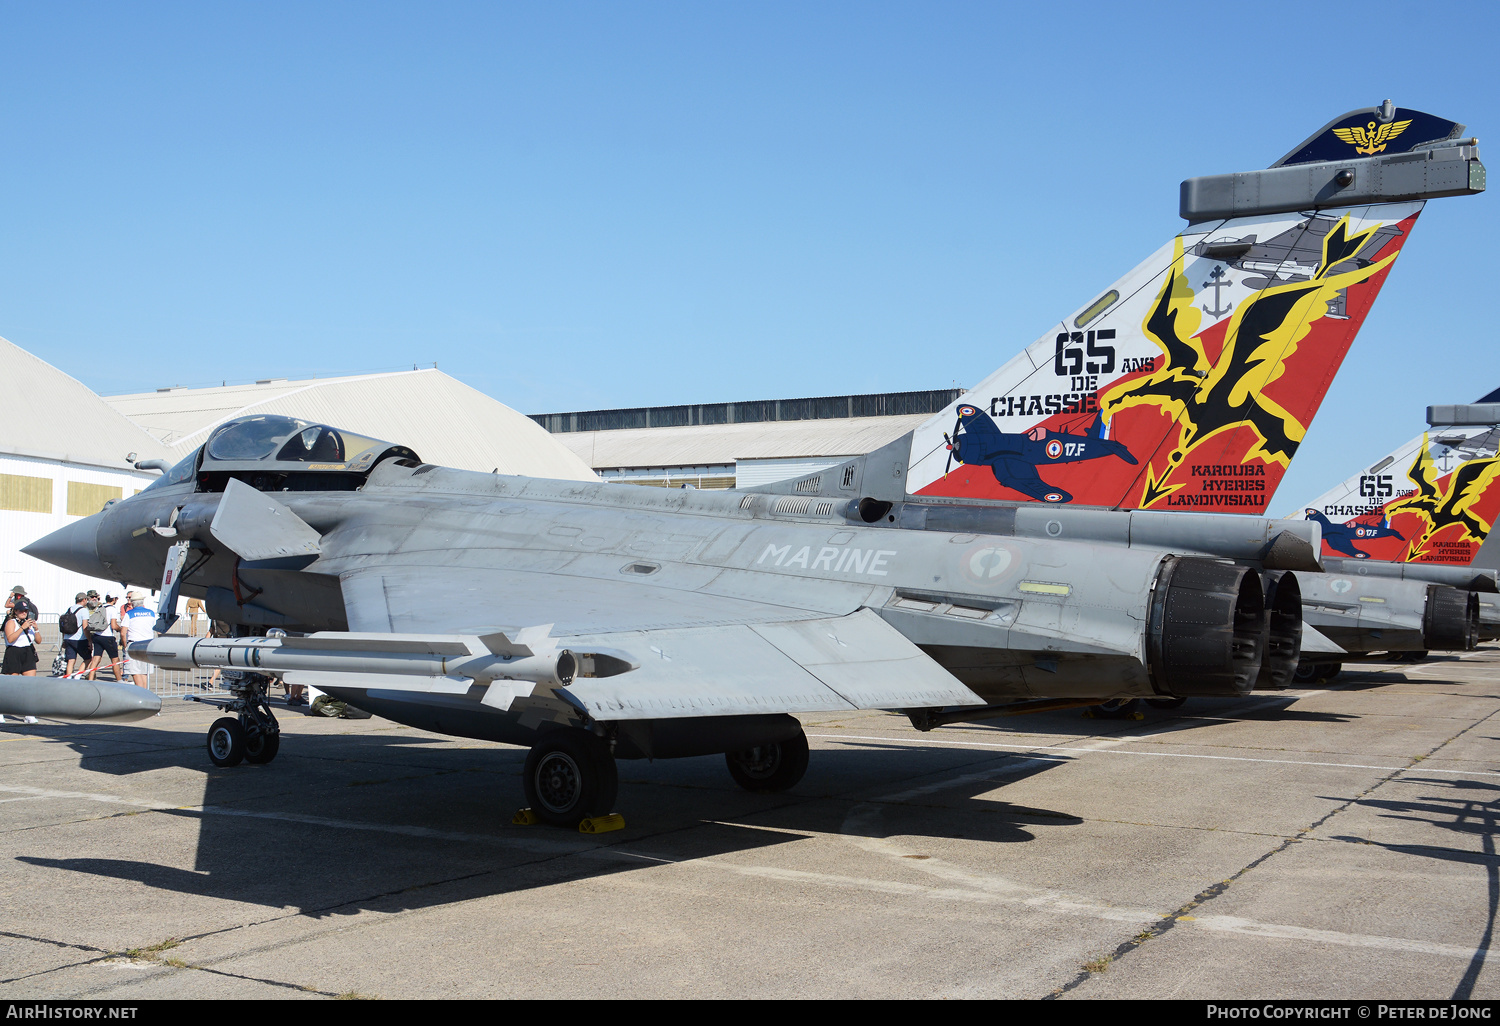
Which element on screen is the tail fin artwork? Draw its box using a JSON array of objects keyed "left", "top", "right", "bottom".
[
  {"left": 902, "top": 103, "right": 1484, "bottom": 512},
  {"left": 1295, "top": 392, "right": 1500, "bottom": 568}
]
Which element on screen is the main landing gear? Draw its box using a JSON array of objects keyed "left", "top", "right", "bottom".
[
  {"left": 206, "top": 671, "right": 281, "bottom": 768},
  {"left": 1292, "top": 660, "right": 1342, "bottom": 684},
  {"left": 519, "top": 725, "right": 814, "bottom": 828},
  {"left": 724, "top": 729, "right": 809, "bottom": 792},
  {"left": 1089, "top": 696, "right": 1186, "bottom": 718},
  {"left": 1088, "top": 698, "right": 1141, "bottom": 719},
  {"left": 523, "top": 729, "right": 619, "bottom": 828}
]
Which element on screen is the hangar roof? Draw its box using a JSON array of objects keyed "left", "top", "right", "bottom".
[
  {"left": 0, "top": 335, "right": 173, "bottom": 470},
  {"left": 555, "top": 414, "right": 923, "bottom": 469},
  {"left": 105, "top": 369, "right": 598, "bottom": 481},
  {"left": 537, "top": 387, "right": 957, "bottom": 471}
]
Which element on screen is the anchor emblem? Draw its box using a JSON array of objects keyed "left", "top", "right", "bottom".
[{"left": 1201, "top": 264, "right": 1233, "bottom": 318}]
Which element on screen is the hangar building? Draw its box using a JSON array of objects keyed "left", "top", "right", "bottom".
[
  {"left": 0, "top": 336, "right": 172, "bottom": 614},
  {"left": 531, "top": 389, "right": 962, "bottom": 488}
]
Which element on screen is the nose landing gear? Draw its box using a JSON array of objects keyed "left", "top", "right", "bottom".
[{"left": 205, "top": 671, "right": 281, "bottom": 768}]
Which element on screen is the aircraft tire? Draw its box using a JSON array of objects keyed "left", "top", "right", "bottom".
[
  {"left": 1145, "top": 697, "right": 1187, "bottom": 710},
  {"left": 244, "top": 731, "right": 280, "bottom": 765},
  {"left": 523, "top": 731, "right": 617, "bottom": 827},
  {"left": 1293, "top": 660, "right": 1340, "bottom": 684},
  {"left": 724, "top": 729, "right": 809, "bottom": 792},
  {"left": 1089, "top": 698, "right": 1139, "bottom": 719},
  {"left": 207, "top": 717, "right": 246, "bottom": 768}
]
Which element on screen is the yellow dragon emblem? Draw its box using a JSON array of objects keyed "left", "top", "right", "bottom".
[
  {"left": 1100, "top": 215, "right": 1401, "bottom": 508},
  {"left": 1389, "top": 435, "right": 1500, "bottom": 561},
  {"left": 1332, "top": 119, "right": 1413, "bottom": 155}
]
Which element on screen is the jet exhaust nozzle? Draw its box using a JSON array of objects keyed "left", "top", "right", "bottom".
[
  {"left": 1423, "top": 586, "right": 1479, "bottom": 651},
  {"left": 1146, "top": 557, "right": 1266, "bottom": 697},
  {"left": 1254, "top": 571, "right": 1304, "bottom": 691}
]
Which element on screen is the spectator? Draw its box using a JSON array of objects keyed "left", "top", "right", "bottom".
[
  {"left": 120, "top": 590, "right": 158, "bottom": 691},
  {"left": 61, "top": 592, "right": 92, "bottom": 677},
  {"left": 186, "top": 596, "right": 204, "bottom": 636},
  {"left": 6, "top": 585, "right": 37, "bottom": 621},
  {"left": 205, "top": 619, "right": 230, "bottom": 689},
  {"left": 2, "top": 601, "right": 41, "bottom": 723},
  {"left": 86, "top": 594, "right": 124, "bottom": 682}
]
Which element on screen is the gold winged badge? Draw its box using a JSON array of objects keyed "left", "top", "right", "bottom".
[{"left": 1332, "top": 119, "right": 1413, "bottom": 155}]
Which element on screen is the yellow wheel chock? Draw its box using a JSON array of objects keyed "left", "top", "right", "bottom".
[{"left": 579, "top": 813, "right": 625, "bottom": 834}]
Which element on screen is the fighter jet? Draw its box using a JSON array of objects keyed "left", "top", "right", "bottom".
[
  {"left": 20, "top": 103, "right": 1480, "bottom": 824},
  {"left": 25, "top": 413, "right": 1326, "bottom": 825}
]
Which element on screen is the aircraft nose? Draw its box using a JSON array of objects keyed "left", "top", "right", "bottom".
[{"left": 22, "top": 513, "right": 104, "bottom": 578}]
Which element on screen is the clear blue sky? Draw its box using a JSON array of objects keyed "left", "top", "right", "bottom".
[{"left": 1, "top": 1, "right": 1495, "bottom": 515}]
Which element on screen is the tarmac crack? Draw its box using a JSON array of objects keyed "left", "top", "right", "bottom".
[
  {"left": 0, "top": 928, "right": 115, "bottom": 985},
  {"left": 0, "top": 928, "right": 340, "bottom": 996},
  {"left": 1044, "top": 703, "right": 1500, "bottom": 999}
]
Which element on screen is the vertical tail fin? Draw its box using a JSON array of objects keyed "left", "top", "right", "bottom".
[
  {"left": 1297, "top": 396, "right": 1500, "bottom": 566},
  {"left": 905, "top": 104, "right": 1483, "bottom": 514}
]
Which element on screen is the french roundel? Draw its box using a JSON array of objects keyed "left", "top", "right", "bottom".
[
  {"left": 959, "top": 406, "right": 977, "bottom": 417},
  {"left": 1044, "top": 492, "right": 1065, "bottom": 503},
  {"left": 1046, "top": 440, "right": 1062, "bottom": 459}
]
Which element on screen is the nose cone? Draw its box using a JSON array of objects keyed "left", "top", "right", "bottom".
[{"left": 22, "top": 513, "right": 104, "bottom": 577}]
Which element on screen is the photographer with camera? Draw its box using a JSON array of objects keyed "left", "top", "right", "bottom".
[
  {"left": 3, "top": 599, "right": 38, "bottom": 673},
  {"left": 2, "top": 592, "right": 42, "bottom": 724}
]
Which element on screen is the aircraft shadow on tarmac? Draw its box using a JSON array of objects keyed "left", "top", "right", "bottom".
[
  {"left": 13, "top": 718, "right": 1082, "bottom": 919},
  {"left": 1330, "top": 776, "right": 1500, "bottom": 1001},
  {"left": 937, "top": 698, "right": 1357, "bottom": 743}
]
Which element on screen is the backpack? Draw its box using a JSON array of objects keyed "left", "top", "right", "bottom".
[
  {"left": 88, "top": 607, "right": 108, "bottom": 633},
  {"left": 58, "top": 607, "right": 79, "bottom": 635},
  {"left": 311, "top": 695, "right": 372, "bottom": 720}
]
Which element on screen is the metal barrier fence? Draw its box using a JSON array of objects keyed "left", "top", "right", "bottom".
[{"left": 32, "top": 612, "right": 226, "bottom": 698}]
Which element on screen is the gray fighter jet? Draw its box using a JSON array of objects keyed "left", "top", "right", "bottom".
[{"left": 25, "top": 414, "right": 1323, "bottom": 825}]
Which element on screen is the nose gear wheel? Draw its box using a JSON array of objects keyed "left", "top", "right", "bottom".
[{"left": 202, "top": 671, "right": 282, "bottom": 767}]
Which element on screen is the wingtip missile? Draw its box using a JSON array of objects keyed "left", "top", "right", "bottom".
[{"left": 129, "top": 632, "right": 580, "bottom": 688}]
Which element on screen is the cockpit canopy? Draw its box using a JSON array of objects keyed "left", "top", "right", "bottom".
[
  {"left": 206, "top": 416, "right": 391, "bottom": 467},
  {"left": 143, "top": 415, "right": 421, "bottom": 494}
]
